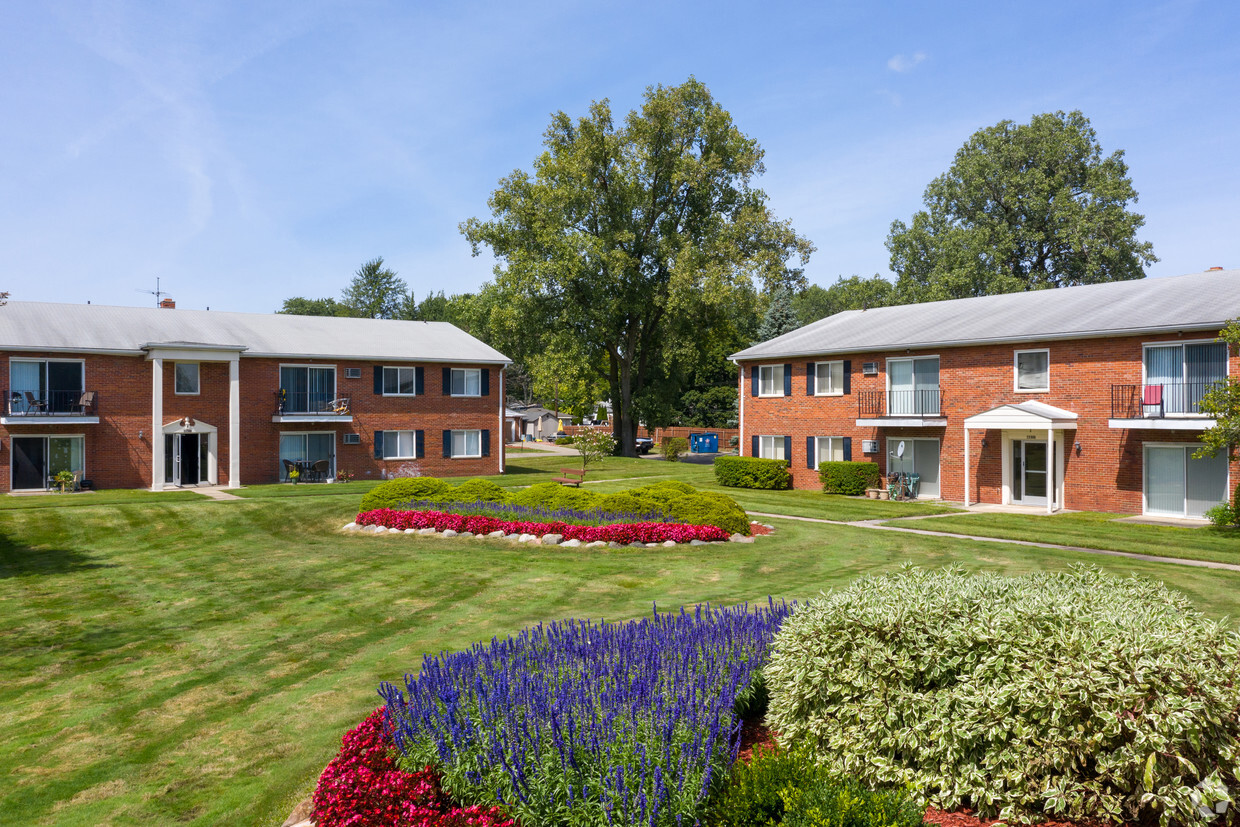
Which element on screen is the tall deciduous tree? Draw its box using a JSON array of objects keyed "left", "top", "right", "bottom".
[
  {"left": 793, "top": 275, "right": 899, "bottom": 326},
  {"left": 277, "top": 296, "right": 356, "bottom": 317},
  {"left": 887, "top": 110, "right": 1157, "bottom": 302},
  {"left": 462, "top": 78, "right": 812, "bottom": 455},
  {"left": 1196, "top": 319, "right": 1240, "bottom": 462}
]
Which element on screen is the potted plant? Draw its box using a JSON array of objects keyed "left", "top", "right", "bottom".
[
  {"left": 288, "top": 466, "right": 301, "bottom": 485},
  {"left": 53, "top": 470, "right": 75, "bottom": 493}
]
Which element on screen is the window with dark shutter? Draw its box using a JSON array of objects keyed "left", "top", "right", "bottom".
[
  {"left": 373, "top": 431, "right": 384, "bottom": 459},
  {"left": 373, "top": 366, "right": 383, "bottom": 395},
  {"left": 442, "top": 429, "right": 452, "bottom": 457}
]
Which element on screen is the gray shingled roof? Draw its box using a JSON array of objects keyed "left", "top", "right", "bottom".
[
  {"left": 0, "top": 301, "right": 511, "bottom": 363},
  {"left": 731, "top": 269, "right": 1240, "bottom": 361}
]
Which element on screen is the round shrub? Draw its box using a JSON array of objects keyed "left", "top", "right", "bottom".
[
  {"left": 764, "top": 565, "right": 1240, "bottom": 825},
  {"left": 360, "top": 477, "right": 453, "bottom": 512},
  {"left": 449, "top": 478, "right": 510, "bottom": 504},
  {"left": 666, "top": 492, "right": 749, "bottom": 536},
  {"left": 631, "top": 481, "right": 696, "bottom": 503},
  {"left": 508, "top": 482, "right": 600, "bottom": 512},
  {"left": 714, "top": 456, "right": 791, "bottom": 490},
  {"left": 596, "top": 492, "right": 665, "bottom": 518}
]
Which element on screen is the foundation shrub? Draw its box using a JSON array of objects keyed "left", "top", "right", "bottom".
[
  {"left": 764, "top": 565, "right": 1240, "bottom": 826},
  {"left": 714, "top": 456, "right": 791, "bottom": 490},
  {"left": 817, "top": 461, "right": 881, "bottom": 495},
  {"left": 361, "top": 478, "right": 454, "bottom": 512},
  {"left": 508, "top": 482, "right": 600, "bottom": 511},
  {"left": 666, "top": 492, "right": 750, "bottom": 536},
  {"left": 709, "top": 745, "right": 925, "bottom": 827},
  {"left": 449, "top": 478, "right": 510, "bottom": 504}
]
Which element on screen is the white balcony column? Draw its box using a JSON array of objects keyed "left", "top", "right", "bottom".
[
  {"left": 228, "top": 358, "right": 241, "bottom": 488},
  {"left": 1047, "top": 427, "right": 1054, "bottom": 515},
  {"left": 151, "top": 357, "right": 164, "bottom": 491},
  {"left": 962, "top": 426, "right": 970, "bottom": 507}
]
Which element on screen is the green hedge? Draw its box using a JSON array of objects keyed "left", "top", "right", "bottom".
[
  {"left": 713, "top": 456, "right": 791, "bottom": 490},
  {"left": 359, "top": 477, "right": 453, "bottom": 511},
  {"left": 765, "top": 565, "right": 1240, "bottom": 825},
  {"left": 666, "top": 492, "right": 750, "bottom": 536},
  {"left": 450, "top": 478, "right": 510, "bottom": 504},
  {"left": 817, "top": 461, "right": 881, "bottom": 495}
]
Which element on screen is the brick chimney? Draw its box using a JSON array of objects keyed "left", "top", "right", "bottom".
[
  {"left": 1207, "top": 266, "right": 1224, "bottom": 271},
  {"left": 159, "top": 298, "right": 176, "bottom": 309}
]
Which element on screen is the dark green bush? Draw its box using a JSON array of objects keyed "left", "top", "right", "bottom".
[
  {"left": 509, "top": 482, "right": 600, "bottom": 511},
  {"left": 817, "top": 461, "right": 881, "bottom": 495},
  {"left": 714, "top": 456, "right": 791, "bottom": 490},
  {"left": 708, "top": 746, "right": 923, "bottom": 827},
  {"left": 360, "top": 477, "right": 453, "bottom": 511},
  {"left": 666, "top": 492, "right": 750, "bottom": 536},
  {"left": 661, "top": 437, "right": 689, "bottom": 462},
  {"left": 449, "top": 478, "right": 510, "bottom": 504},
  {"left": 596, "top": 491, "right": 665, "bottom": 517}
]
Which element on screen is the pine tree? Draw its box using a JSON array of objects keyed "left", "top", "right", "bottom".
[{"left": 754, "top": 287, "right": 801, "bottom": 344}]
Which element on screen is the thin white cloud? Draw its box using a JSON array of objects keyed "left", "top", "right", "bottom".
[{"left": 887, "top": 52, "right": 927, "bottom": 73}]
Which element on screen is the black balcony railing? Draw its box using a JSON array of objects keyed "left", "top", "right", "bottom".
[
  {"left": 5, "top": 389, "right": 96, "bottom": 416},
  {"left": 858, "top": 388, "right": 943, "bottom": 418},
  {"left": 1110, "top": 382, "right": 1222, "bottom": 419},
  {"left": 275, "top": 390, "right": 351, "bottom": 416}
]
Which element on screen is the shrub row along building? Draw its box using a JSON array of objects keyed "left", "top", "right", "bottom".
[
  {"left": 732, "top": 268, "right": 1240, "bottom": 519},
  {"left": 0, "top": 300, "right": 509, "bottom": 491}
]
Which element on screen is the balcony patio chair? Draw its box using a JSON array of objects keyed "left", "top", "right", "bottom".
[
  {"left": 23, "top": 391, "right": 47, "bottom": 414},
  {"left": 1142, "top": 384, "right": 1164, "bottom": 418},
  {"left": 325, "top": 397, "right": 350, "bottom": 415},
  {"left": 75, "top": 391, "right": 96, "bottom": 415}
]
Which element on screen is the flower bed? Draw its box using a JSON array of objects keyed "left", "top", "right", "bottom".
[{"left": 356, "top": 508, "right": 732, "bottom": 544}]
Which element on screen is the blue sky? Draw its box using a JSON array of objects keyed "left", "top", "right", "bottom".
[{"left": 2, "top": 1, "right": 1237, "bottom": 313}]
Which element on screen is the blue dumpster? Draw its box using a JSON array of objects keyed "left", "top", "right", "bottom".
[{"left": 690, "top": 432, "right": 719, "bottom": 453}]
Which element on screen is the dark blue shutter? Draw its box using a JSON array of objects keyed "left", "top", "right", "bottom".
[
  {"left": 842, "top": 360, "right": 851, "bottom": 395},
  {"left": 842, "top": 437, "right": 852, "bottom": 461},
  {"left": 415, "top": 367, "right": 424, "bottom": 395},
  {"left": 373, "top": 431, "right": 384, "bottom": 459},
  {"left": 415, "top": 430, "right": 424, "bottom": 459},
  {"left": 481, "top": 369, "right": 490, "bottom": 396},
  {"left": 783, "top": 364, "right": 792, "bottom": 396},
  {"left": 373, "top": 366, "right": 383, "bottom": 395},
  {"left": 784, "top": 435, "right": 792, "bottom": 464},
  {"left": 442, "top": 368, "right": 451, "bottom": 395},
  {"left": 750, "top": 366, "right": 758, "bottom": 396},
  {"left": 806, "top": 363, "right": 815, "bottom": 395},
  {"left": 751, "top": 435, "right": 759, "bottom": 457},
  {"left": 807, "top": 436, "right": 815, "bottom": 469},
  {"left": 481, "top": 430, "right": 490, "bottom": 456},
  {"left": 442, "top": 430, "right": 452, "bottom": 457}
]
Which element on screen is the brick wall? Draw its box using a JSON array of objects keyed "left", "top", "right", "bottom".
[{"left": 739, "top": 332, "right": 1240, "bottom": 515}]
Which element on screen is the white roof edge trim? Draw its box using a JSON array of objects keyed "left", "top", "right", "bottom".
[
  {"left": 730, "top": 322, "right": 1228, "bottom": 361},
  {"left": 2, "top": 346, "right": 144, "bottom": 357}
]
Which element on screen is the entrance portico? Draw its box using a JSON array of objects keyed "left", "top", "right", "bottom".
[{"left": 962, "top": 400, "right": 1078, "bottom": 514}]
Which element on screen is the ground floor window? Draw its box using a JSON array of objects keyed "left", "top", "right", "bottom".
[
  {"left": 758, "top": 435, "right": 786, "bottom": 461},
  {"left": 816, "top": 436, "right": 845, "bottom": 465},
  {"left": 450, "top": 429, "right": 482, "bottom": 458},
  {"left": 12, "top": 435, "right": 84, "bottom": 490},
  {"left": 279, "top": 432, "right": 334, "bottom": 481},
  {"left": 1144, "top": 444, "right": 1228, "bottom": 519},
  {"left": 887, "top": 437, "right": 940, "bottom": 498}
]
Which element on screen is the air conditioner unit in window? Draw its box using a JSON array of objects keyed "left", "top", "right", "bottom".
[
  {"left": 344, "top": 368, "right": 362, "bottom": 379},
  {"left": 861, "top": 439, "right": 878, "bottom": 453},
  {"left": 343, "top": 433, "right": 361, "bottom": 445},
  {"left": 861, "top": 362, "right": 879, "bottom": 376}
]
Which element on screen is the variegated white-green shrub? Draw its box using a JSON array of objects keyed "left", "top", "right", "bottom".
[{"left": 764, "top": 565, "right": 1240, "bottom": 826}]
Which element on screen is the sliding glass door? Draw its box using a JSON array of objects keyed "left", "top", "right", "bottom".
[
  {"left": 278, "top": 433, "right": 335, "bottom": 481},
  {"left": 11, "top": 436, "right": 85, "bottom": 490},
  {"left": 1145, "top": 444, "right": 1228, "bottom": 518}
]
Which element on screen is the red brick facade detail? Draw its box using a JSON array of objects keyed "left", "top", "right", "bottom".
[
  {"left": 1, "top": 353, "right": 505, "bottom": 491},
  {"left": 738, "top": 331, "right": 1239, "bottom": 515}
]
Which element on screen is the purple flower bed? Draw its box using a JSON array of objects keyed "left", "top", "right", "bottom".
[{"left": 379, "top": 601, "right": 792, "bottom": 826}]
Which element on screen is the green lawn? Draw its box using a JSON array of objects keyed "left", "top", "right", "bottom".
[
  {"left": 0, "top": 489, "right": 204, "bottom": 510},
  {"left": 6, "top": 465, "right": 1240, "bottom": 824},
  {"left": 881, "top": 511, "right": 1240, "bottom": 565}
]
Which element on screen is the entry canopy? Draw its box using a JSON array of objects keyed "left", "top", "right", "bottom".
[{"left": 963, "top": 400, "right": 1078, "bottom": 430}]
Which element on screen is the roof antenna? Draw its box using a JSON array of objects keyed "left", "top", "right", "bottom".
[{"left": 136, "top": 277, "right": 172, "bottom": 307}]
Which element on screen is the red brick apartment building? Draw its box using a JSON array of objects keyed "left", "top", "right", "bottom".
[
  {"left": 732, "top": 269, "right": 1240, "bottom": 519},
  {"left": 0, "top": 301, "right": 510, "bottom": 492}
]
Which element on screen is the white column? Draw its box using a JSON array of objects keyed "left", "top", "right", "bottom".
[
  {"left": 498, "top": 366, "right": 506, "bottom": 474},
  {"left": 228, "top": 358, "right": 241, "bottom": 488},
  {"left": 1047, "top": 427, "right": 1054, "bottom": 515},
  {"left": 151, "top": 358, "right": 164, "bottom": 491},
  {"left": 963, "top": 426, "right": 970, "bottom": 507}
]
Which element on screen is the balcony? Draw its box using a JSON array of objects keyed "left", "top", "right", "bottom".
[
  {"left": 1108, "top": 383, "right": 1220, "bottom": 430},
  {"left": 856, "top": 389, "right": 946, "bottom": 427},
  {"left": 272, "top": 390, "right": 352, "bottom": 423},
  {"left": 2, "top": 389, "right": 99, "bottom": 424}
]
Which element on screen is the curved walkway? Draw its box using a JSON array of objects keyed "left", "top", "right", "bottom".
[{"left": 747, "top": 511, "right": 1240, "bottom": 574}]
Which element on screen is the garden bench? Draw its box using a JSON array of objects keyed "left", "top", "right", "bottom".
[{"left": 552, "top": 468, "right": 586, "bottom": 487}]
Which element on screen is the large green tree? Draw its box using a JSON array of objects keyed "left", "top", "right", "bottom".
[
  {"left": 1196, "top": 319, "right": 1240, "bottom": 462},
  {"left": 887, "top": 110, "right": 1157, "bottom": 302},
  {"left": 462, "top": 78, "right": 812, "bottom": 455},
  {"left": 792, "top": 275, "right": 898, "bottom": 326},
  {"left": 341, "top": 256, "right": 409, "bottom": 319}
]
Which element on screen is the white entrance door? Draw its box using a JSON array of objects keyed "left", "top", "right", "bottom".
[{"left": 1012, "top": 440, "right": 1050, "bottom": 506}]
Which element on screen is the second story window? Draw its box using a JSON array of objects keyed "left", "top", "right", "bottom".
[
  {"left": 887, "top": 356, "right": 940, "bottom": 415},
  {"left": 450, "top": 368, "right": 481, "bottom": 396},
  {"left": 814, "top": 361, "right": 844, "bottom": 396},
  {"left": 383, "top": 367, "right": 417, "bottom": 396},
  {"left": 10, "top": 358, "right": 84, "bottom": 414},
  {"left": 1144, "top": 342, "right": 1228, "bottom": 414},
  {"left": 280, "top": 365, "right": 336, "bottom": 413},
  {"left": 758, "top": 365, "right": 785, "bottom": 397},
  {"left": 175, "top": 362, "right": 200, "bottom": 395},
  {"left": 1014, "top": 350, "right": 1049, "bottom": 392}
]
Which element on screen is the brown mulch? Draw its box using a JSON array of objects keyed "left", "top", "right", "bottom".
[{"left": 749, "top": 522, "right": 773, "bottom": 536}]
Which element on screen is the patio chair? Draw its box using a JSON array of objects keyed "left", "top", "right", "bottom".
[
  {"left": 75, "top": 391, "right": 96, "bottom": 415},
  {"left": 281, "top": 458, "right": 297, "bottom": 481},
  {"left": 1142, "top": 384, "right": 1163, "bottom": 418},
  {"left": 23, "top": 391, "right": 47, "bottom": 414},
  {"left": 311, "top": 459, "right": 330, "bottom": 482}
]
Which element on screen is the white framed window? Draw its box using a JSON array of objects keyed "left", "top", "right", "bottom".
[
  {"left": 9, "top": 358, "right": 85, "bottom": 414},
  {"left": 758, "top": 435, "right": 785, "bottom": 460},
  {"left": 1143, "top": 341, "right": 1229, "bottom": 416},
  {"left": 1013, "top": 349, "right": 1049, "bottom": 392},
  {"left": 816, "top": 436, "right": 845, "bottom": 464},
  {"left": 383, "top": 430, "right": 419, "bottom": 460},
  {"left": 451, "top": 368, "right": 481, "bottom": 396},
  {"left": 450, "top": 429, "right": 482, "bottom": 458},
  {"left": 758, "top": 365, "right": 785, "bottom": 397},
  {"left": 382, "top": 366, "right": 417, "bottom": 396},
  {"left": 1143, "top": 442, "right": 1228, "bottom": 519},
  {"left": 175, "top": 362, "right": 200, "bottom": 395},
  {"left": 886, "top": 356, "right": 940, "bottom": 415},
  {"left": 814, "top": 361, "right": 845, "bottom": 396}
]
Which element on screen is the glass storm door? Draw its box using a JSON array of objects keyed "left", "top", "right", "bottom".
[{"left": 1013, "top": 440, "right": 1049, "bottom": 506}]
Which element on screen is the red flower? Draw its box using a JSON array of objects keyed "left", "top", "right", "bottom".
[{"left": 356, "top": 509, "right": 730, "bottom": 544}]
